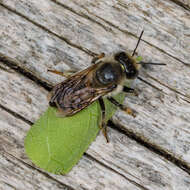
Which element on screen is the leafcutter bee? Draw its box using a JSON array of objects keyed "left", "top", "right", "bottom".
[{"left": 48, "top": 31, "right": 165, "bottom": 142}]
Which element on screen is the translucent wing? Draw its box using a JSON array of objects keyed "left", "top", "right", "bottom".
[{"left": 49, "top": 64, "right": 115, "bottom": 116}]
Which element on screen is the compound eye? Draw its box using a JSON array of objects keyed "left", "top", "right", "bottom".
[
  {"left": 115, "top": 51, "right": 128, "bottom": 62},
  {"left": 96, "top": 63, "right": 116, "bottom": 85},
  {"left": 126, "top": 67, "right": 138, "bottom": 79},
  {"left": 115, "top": 51, "right": 138, "bottom": 79}
]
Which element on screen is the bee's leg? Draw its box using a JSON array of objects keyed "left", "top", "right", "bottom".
[
  {"left": 123, "top": 86, "right": 138, "bottom": 96},
  {"left": 98, "top": 97, "right": 109, "bottom": 143},
  {"left": 107, "top": 97, "right": 136, "bottom": 118},
  {"left": 47, "top": 69, "right": 76, "bottom": 78},
  {"left": 91, "top": 53, "right": 105, "bottom": 64}
]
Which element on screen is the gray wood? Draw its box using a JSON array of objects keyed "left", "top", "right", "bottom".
[
  {"left": 0, "top": 0, "right": 190, "bottom": 189},
  {"left": 0, "top": 0, "right": 190, "bottom": 163},
  {"left": 171, "top": 0, "right": 190, "bottom": 10},
  {"left": 56, "top": 0, "right": 190, "bottom": 62},
  {"left": 0, "top": 67, "right": 190, "bottom": 190},
  {"left": 1, "top": 0, "right": 190, "bottom": 63},
  {"left": 0, "top": 108, "right": 143, "bottom": 190}
]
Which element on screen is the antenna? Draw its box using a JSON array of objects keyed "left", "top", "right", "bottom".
[
  {"left": 132, "top": 30, "right": 144, "bottom": 57},
  {"left": 133, "top": 31, "right": 166, "bottom": 66},
  {"left": 137, "top": 62, "right": 166, "bottom": 66}
]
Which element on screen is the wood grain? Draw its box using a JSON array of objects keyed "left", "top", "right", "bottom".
[
  {"left": 0, "top": 67, "right": 190, "bottom": 190},
  {"left": 0, "top": 0, "right": 190, "bottom": 189},
  {"left": 170, "top": 0, "right": 190, "bottom": 10}
]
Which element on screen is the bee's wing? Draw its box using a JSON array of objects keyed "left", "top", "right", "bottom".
[{"left": 49, "top": 64, "right": 115, "bottom": 117}]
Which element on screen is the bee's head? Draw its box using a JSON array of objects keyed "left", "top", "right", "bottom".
[{"left": 115, "top": 52, "right": 139, "bottom": 79}]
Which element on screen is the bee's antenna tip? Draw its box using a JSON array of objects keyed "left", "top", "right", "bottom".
[{"left": 138, "top": 62, "right": 166, "bottom": 66}]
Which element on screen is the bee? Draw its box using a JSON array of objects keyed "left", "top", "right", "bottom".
[{"left": 48, "top": 31, "right": 165, "bottom": 142}]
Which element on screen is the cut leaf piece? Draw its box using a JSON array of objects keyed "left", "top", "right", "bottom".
[{"left": 25, "top": 93, "right": 125, "bottom": 174}]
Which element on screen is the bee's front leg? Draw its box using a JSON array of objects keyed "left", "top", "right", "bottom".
[
  {"left": 91, "top": 53, "right": 105, "bottom": 64},
  {"left": 107, "top": 97, "right": 136, "bottom": 118},
  {"left": 98, "top": 97, "right": 109, "bottom": 143}
]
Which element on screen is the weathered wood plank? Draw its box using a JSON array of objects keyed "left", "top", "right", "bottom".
[
  {"left": 0, "top": 4, "right": 92, "bottom": 85},
  {"left": 0, "top": 67, "right": 144, "bottom": 190},
  {"left": 0, "top": 64, "right": 48, "bottom": 123},
  {"left": 1, "top": 0, "right": 190, "bottom": 91},
  {"left": 57, "top": 0, "right": 190, "bottom": 63},
  {"left": 171, "top": 0, "right": 190, "bottom": 10},
  {"left": 0, "top": 67, "right": 190, "bottom": 190},
  {"left": 2, "top": 0, "right": 190, "bottom": 63},
  {"left": 0, "top": 0, "right": 190, "bottom": 169},
  {"left": 0, "top": 109, "right": 72, "bottom": 190},
  {"left": 0, "top": 109, "right": 145, "bottom": 190},
  {"left": 0, "top": 0, "right": 190, "bottom": 97},
  {"left": 0, "top": 153, "right": 71, "bottom": 190},
  {"left": 114, "top": 78, "right": 190, "bottom": 163},
  {"left": 0, "top": 0, "right": 190, "bottom": 189}
]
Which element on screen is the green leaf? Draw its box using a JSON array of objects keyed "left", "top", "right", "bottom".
[{"left": 24, "top": 92, "right": 125, "bottom": 174}]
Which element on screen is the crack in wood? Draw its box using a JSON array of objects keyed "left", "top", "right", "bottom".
[
  {"left": 0, "top": 53, "right": 52, "bottom": 91},
  {"left": 146, "top": 74, "right": 190, "bottom": 101},
  {"left": 1, "top": 103, "right": 190, "bottom": 180},
  {"left": 88, "top": 12, "right": 189, "bottom": 66},
  {"left": 108, "top": 120, "right": 190, "bottom": 176},
  {"left": 169, "top": 0, "right": 190, "bottom": 11},
  {"left": 1, "top": 53, "right": 190, "bottom": 177},
  {"left": 85, "top": 153, "right": 151, "bottom": 190},
  {"left": 118, "top": 0, "right": 190, "bottom": 12},
  {"left": 52, "top": 0, "right": 189, "bottom": 66},
  {"left": 0, "top": 103, "right": 33, "bottom": 126},
  {"left": 1, "top": 181, "right": 17, "bottom": 190},
  {"left": 1, "top": 150, "right": 76, "bottom": 190},
  {"left": 0, "top": 104, "right": 148, "bottom": 189},
  {"left": 180, "top": 97, "right": 190, "bottom": 104},
  {"left": 1, "top": 77, "right": 190, "bottom": 181},
  {"left": 0, "top": 1, "right": 189, "bottom": 68},
  {"left": 138, "top": 75, "right": 190, "bottom": 103},
  {"left": 137, "top": 76, "right": 163, "bottom": 92},
  {"left": 0, "top": 1, "right": 190, "bottom": 183},
  {"left": 50, "top": 0, "right": 113, "bottom": 33},
  {"left": 0, "top": 3, "right": 96, "bottom": 57}
]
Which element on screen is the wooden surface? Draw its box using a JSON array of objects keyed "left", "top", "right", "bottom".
[{"left": 0, "top": 0, "right": 190, "bottom": 189}]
